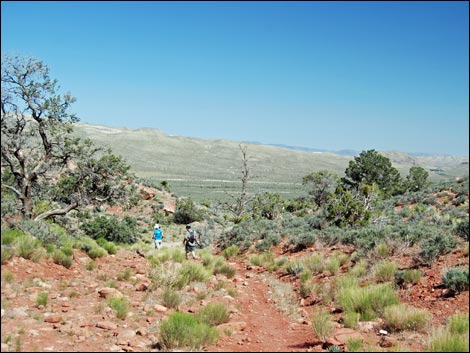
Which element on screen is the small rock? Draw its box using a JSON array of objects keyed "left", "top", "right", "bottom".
[
  {"left": 96, "top": 321, "right": 118, "bottom": 330},
  {"left": 44, "top": 315, "right": 63, "bottom": 324},
  {"left": 153, "top": 304, "right": 168, "bottom": 313},
  {"left": 98, "top": 287, "right": 123, "bottom": 299}
]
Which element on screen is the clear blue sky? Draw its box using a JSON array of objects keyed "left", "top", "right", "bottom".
[{"left": 2, "top": 1, "right": 469, "bottom": 156}]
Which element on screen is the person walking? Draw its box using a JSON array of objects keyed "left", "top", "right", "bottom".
[
  {"left": 183, "top": 224, "right": 200, "bottom": 259},
  {"left": 153, "top": 223, "right": 163, "bottom": 250}
]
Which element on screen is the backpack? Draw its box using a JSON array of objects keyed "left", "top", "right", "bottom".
[{"left": 188, "top": 230, "right": 196, "bottom": 242}]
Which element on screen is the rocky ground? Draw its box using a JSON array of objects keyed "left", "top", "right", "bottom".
[{"left": 1, "top": 236, "right": 468, "bottom": 352}]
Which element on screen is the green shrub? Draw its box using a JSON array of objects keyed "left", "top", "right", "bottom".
[
  {"left": 87, "top": 246, "right": 107, "bottom": 259},
  {"left": 326, "top": 257, "right": 341, "bottom": 275},
  {"left": 299, "top": 271, "right": 312, "bottom": 283},
  {"left": 299, "top": 281, "right": 315, "bottom": 299},
  {"left": 302, "top": 253, "right": 324, "bottom": 274},
  {"left": 288, "top": 231, "right": 317, "bottom": 251},
  {"left": 453, "top": 218, "right": 469, "bottom": 241},
  {"left": 339, "top": 283, "right": 399, "bottom": 321},
  {"left": 11, "top": 219, "right": 62, "bottom": 244},
  {"left": 284, "top": 259, "right": 304, "bottom": 276},
  {"left": 383, "top": 304, "right": 431, "bottom": 332},
  {"left": 175, "top": 261, "right": 210, "bottom": 289},
  {"left": 332, "top": 251, "right": 349, "bottom": 266},
  {"left": 448, "top": 312, "right": 469, "bottom": 335},
  {"left": 213, "top": 263, "right": 235, "bottom": 278},
  {"left": 255, "top": 233, "right": 281, "bottom": 252},
  {"left": 442, "top": 267, "right": 469, "bottom": 292},
  {"left": 375, "top": 243, "right": 389, "bottom": 257},
  {"left": 1, "top": 246, "right": 15, "bottom": 264},
  {"left": 249, "top": 252, "right": 274, "bottom": 268},
  {"left": 195, "top": 302, "right": 229, "bottom": 326},
  {"left": 159, "top": 311, "right": 218, "bottom": 350},
  {"left": 52, "top": 250, "right": 73, "bottom": 268},
  {"left": 426, "top": 326, "right": 469, "bottom": 352},
  {"left": 419, "top": 233, "right": 458, "bottom": 264},
  {"left": 3, "top": 271, "right": 14, "bottom": 283},
  {"left": 36, "top": 292, "right": 48, "bottom": 307},
  {"left": 81, "top": 215, "right": 139, "bottom": 244},
  {"left": 171, "top": 248, "right": 185, "bottom": 263},
  {"left": 1, "top": 229, "right": 25, "bottom": 245},
  {"left": 116, "top": 268, "right": 132, "bottom": 281},
  {"left": 346, "top": 337, "right": 363, "bottom": 352},
  {"left": 334, "top": 275, "right": 360, "bottom": 294},
  {"left": 251, "top": 192, "right": 283, "bottom": 220},
  {"left": 395, "top": 269, "right": 422, "bottom": 286},
  {"left": 343, "top": 311, "right": 360, "bottom": 329},
  {"left": 44, "top": 244, "right": 55, "bottom": 254},
  {"left": 311, "top": 307, "right": 335, "bottom": 343},
  {"left": 102, "top": 241, "right": 118, "bottom": 255},
  {"left": 107, "top": 296, "right": 129, "bottom": 320},
  {"left": 60, "top": 246, "right": 73, "bottom": 257},
  {"left": 222, "top": 245, "right": 239, "bottom": 259},
  {"left": 275, "top": 256, "right": 288, "bottom": 267},
  {"left": 86, "top": 261, "right": 96, "bottom": 271},
  {"left": 248, "top": 254, "right": 263, "bottom": 266},
  {"left": 173, "top": 198, "right": 203, "bottom": 224},
  {"left": 349, "top": 259, "right": 367, "bottom": 278},
  {"left": 14, "top": 235, "right": 40, "bottom": 260},
  {"left": 161, "top": 287, "right": 182, "bottom": 309},
  {"left": 373, "top": 260, "right": 398, "bottom": 282}
]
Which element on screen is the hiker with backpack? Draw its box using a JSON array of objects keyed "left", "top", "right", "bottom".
[
  {"left": 153, "top": 223, "right": 163, "bottom": 250},
  {"left": 183, "top": 224, "right": 200, "bottom": 259}
]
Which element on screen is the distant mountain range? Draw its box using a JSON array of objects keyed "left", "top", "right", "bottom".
[
  {"left": 73, "top": 123, "right": 469, "bottom": 201},
  {"left": 245, "top": 142, "right": 463, "bottom": 158}
]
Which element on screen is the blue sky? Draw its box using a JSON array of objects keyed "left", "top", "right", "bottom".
[{"left": 2, "top": 1, "right": 469, "bottom": 156}]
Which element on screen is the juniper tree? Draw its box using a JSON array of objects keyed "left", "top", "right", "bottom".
[
  {"left": 342, "top": 149, "right": 402, "bottom": 197},
  {"left": 1, "top": 54, "right": 130, "bottom": 220}
]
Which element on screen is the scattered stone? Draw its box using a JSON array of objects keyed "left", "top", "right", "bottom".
[
  {"left": 117, "top": 329, "right": 136, "bottom": 345},
  {"left": 44, "top": 315, "right": 63, "bottom": 324},
  {"left": 379, "top": 336, "right": 395, "bottom": 348},
  {"left": 136, "top": 328, "right": 147, "bottom": 336},
  {"left": 109, "top": 345, "right": 124, "bottom": 352},
  {"left": 218, "top": 321, "right": 247, "bottom": 333},
  {"left": 134, "top": 282, "right": 149, "bottom": 291},
  {"left": 357, "top": 321, "right": 381, "bottom": 333},
  {"left": 153, "top": 304, "right": 168, "bottom": 313},
  {"left": 29, "top": 329, "right": 40, "bottom": 336},
  {"left": 97, "top": 287, "right": 124, "bottom": 299},
  {"left": 9, "top": 307, "right": 29, "bottom": 318},
  {"left": 333, "top": 328, "right": 363, "bottom": 345},
  {"left": 96, "top": 321, "right": 118, "bottom": 330}
]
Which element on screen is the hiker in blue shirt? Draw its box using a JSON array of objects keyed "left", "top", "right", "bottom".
[{"left": 153, "top": 224, "right": 163, "bottom": 249}]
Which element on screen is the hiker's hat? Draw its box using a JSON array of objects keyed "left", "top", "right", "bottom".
[
  {"left": 186, "top": 224, "right": 191, "bottom": 228},
  {"left": 154, "top": 223, "right": 159, "bottom": 229}
]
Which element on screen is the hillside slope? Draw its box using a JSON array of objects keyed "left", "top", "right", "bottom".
[{"left": 73, "top": 123, "right": 469, "bottom": 201}]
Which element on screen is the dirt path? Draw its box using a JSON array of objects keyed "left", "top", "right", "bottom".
[
  {"left": 208, "top": 260, "right": 320, "bottom": 352},
  {"left": 2, "top": 243, "right": 468, "bottom": 352}
]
